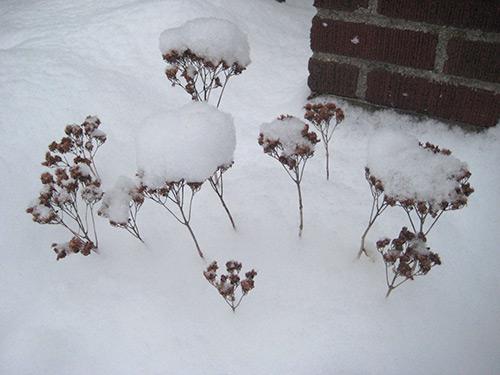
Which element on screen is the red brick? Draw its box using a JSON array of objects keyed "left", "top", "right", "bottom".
[
  {"left": 311, "top": 17, "right": 438, "bottom": 70},
  {"left": 308, "top": 58, "right": 359, "bottom": 98},
  {"left": 378, "top": 0, "right": 500, "bottom": 33},
  {"left": 444, "top": 38, "right": 500, "bottom": 84},
  {"left": 313, "top": 0, "right": 369, "bottom": 12},
  {"left": 366, "top": 69, "right": 500, "bottom": 127}
]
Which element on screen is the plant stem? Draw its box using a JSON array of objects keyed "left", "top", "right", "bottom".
[
  {"left": 358, "top": 196, "right": 388, "bottom": 258},
  {"left": 296, "top": 179, "right": 304, "bottom": 238},
  {"left": 325, "top": 144, "right": 330, "bottom": 180},
  {"left": 176, "top": 189, "right": 203, "bottom": 259},
  {"left": 386, "top": 273, "right": 398, "bottom": 298},
  {"left": 183, "top": 220, "right": 203, "bottom": 259},
  {"left": 216, "top": 74, "right": 230, "bottom": 108},
  {"left": 209, "top": 175, "right": 236, "bottom": 230}
]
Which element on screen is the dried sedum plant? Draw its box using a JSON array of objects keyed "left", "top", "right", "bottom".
[
  {"left": 161, "top": 49, "right": 240, "bottom": 229},
  {"left": 26, "top": 116, "right": 106, "bottom": 260},
  {"left": 204, "top": 260, "right": 257, "bottom": 312},
  {"left": 359, "top": 141, "right": 474, "bottom": 258},
  {"left": 259, "top": 115, "right": 319, "bottom": 237},
  {"left": 304, "top": 102, "right": 345, "bottom": 180},
  {"left": 377, "top": 227, "right": 441, "bottom": 298},
  {"left": 159, "top": 19, "right": 250, "bottom": 230}
]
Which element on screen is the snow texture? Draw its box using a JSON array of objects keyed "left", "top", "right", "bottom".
[
  {"left": 159, "top": 17, "right": 251, "bottom": 67},
  {"left": 99, "top": 176, "right": 138, "bottom": 224},
  {"left": 367, "top": 131, "right": 469, "bottom": 203},
  {"left": 410, "top": 238, "right": 431, "bottom": 255},
  {"left": 260, "top": 116, "right": 315, "bottom": 156},
  {"left": 136, "top": 101, "right": 236, "bottom": 186},
  {"left": 2, "top": 1, "right": 500, "bottom": 375}
]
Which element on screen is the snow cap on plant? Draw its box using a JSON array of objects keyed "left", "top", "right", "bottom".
[
  {"left": 159, "top": 17, "right": 251, "bottom": 68},
  {"left": 136, "top": 102, "right": 236, "bottom": 188},
  {"left": 367, "top": 131, "right": 473, "bottom": 213},
  {"left": 99, "top": 176, "right": 142, "bottom": 226},
  {"left": 258, "top": 115, "right": 319, "bottom": 168}
]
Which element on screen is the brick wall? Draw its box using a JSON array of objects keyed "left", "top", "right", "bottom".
[{"left": 308, "top": 0, "right": 500, "bottom": 128}]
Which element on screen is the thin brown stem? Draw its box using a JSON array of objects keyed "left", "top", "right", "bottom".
[
  {"left": 358, "top": 195, "right": 388, "bottom": 258},
  {"left": 209, "top": 174, "right": 236, "bottom": 230},
  {"left": 296, "top": 177, "right": 304, "bottom": 238}
]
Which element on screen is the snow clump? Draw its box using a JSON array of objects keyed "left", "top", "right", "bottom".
[
  {"left": 260, "top": 116, "right": 317, "bottom": 157},
  {"left": 159, "top": 17, "right": 251, "bottom": 67},
  {"left": 367, "top": 131, "right": 469, "bottom": 204},
  {"left": 99, "top": 176, "right": 140, "bottom": 225},
  {"left": 136, "top": 102, "right": 236, "bottom": 187}
]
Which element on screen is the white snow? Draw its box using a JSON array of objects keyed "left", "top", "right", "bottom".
[
  {"left": 159, "top": 17, "right": 251, "bottom": 67},
  {"left": 136, "top": 101, "right": 236, "bottom": 186},
  {"left": 367, "top": 131, "right": 469, "bottom": 204},
  {"left": 99, "top": 176, "right": 138, "bottom": 224},
  {"left": 260, "top": 116, "right": 316, "bottom": 156},
  {"left": 410, "top": 238, "right": 431, "bottom": 256},
  {"left": 1, "top": 1, "right": 500, "bottom": 375}
]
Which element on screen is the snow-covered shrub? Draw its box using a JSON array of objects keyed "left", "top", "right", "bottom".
[
  {"left": 159, "top": 18, "right": 248, "bottom": 229},
  {"left": 258, "top": 115, "right": 319, "bottom": 237},
  {"left": 377, "top": 227, "right": 441, "bottom": 298},
  {"left": 136, "top": 102, "right": 236, "bottom": 258},
  {"left": 358, "top": 133, "right": 474, "bottom": 258},
  {"left": 159, "top": 17, "right": 251, "bottom": 107},
  {"left": 26, "top": 116, "right": 106, "bottom": 260},
  {"left": 98, "top": 176, "right": 144, "bottom": 242},
  {"left": 304, "top": 102, "right": 345, "bottom": 180},
  {"left": 204, "top": 260, "right": 257, "bottom": 312}
]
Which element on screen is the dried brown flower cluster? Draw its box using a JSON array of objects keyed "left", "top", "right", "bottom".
[
  {"left": 304, "top": 102, "right": 344, "bottom": 126},
  {"left": 258, "top": 117, "right": 319, "bottom": 170},
  {"left": 27, "top": 116, "right": 106, "bottom": 260},
  {"left": 162, "top": 49, "right": 245, "bottom": 107},
  {"left": 377, "top": 227, "right": 441, "bottom": 297},
  {"left": 304, "top": 102, "right": 345, "bottom": 180},
  {"left": 138, "top": 177, "right": 204, "bottom": 258},
  {"left": 52, "top": 237, "right": 94, "bottom": 260},
  {"left": 204, "top": 260, "right": 257, "bottom": 312}
]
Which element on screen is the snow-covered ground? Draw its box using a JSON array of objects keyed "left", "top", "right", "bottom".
[{"left": 1, "top": 0, "right": 499, "bottom": 374}]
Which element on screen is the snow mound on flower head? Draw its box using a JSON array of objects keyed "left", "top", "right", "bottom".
[
  {"left": 99, "top": 176, "right": 138, "bottom": 225},
  {"left": 136, "top": 102, "right": 236, "bottom": 187},
  {"left": 367, "top": 131, "right": 469, "bottom": 203},
  {"left": 260, "top": 116, "right": 316, "bottom": 156},
  {"left": 159, "top": 17, "right": 251, "bottom": 67}
]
